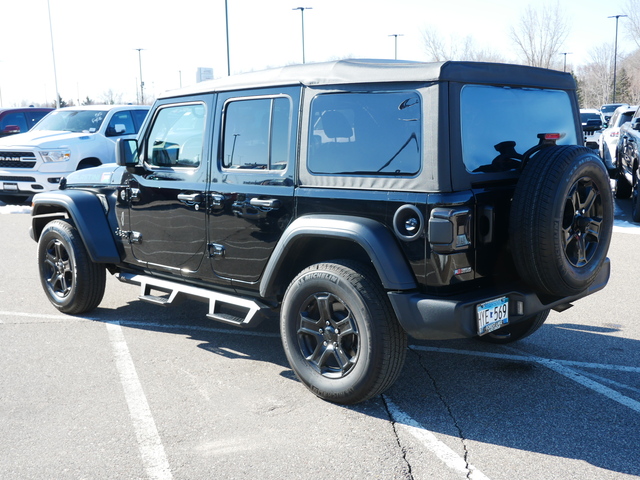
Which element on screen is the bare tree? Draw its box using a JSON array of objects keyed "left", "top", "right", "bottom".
[
  {"left": 101, "top": 89, "right": 123, "bottom": 105},
  {"left": 422, "top": 27, "right": 505, "bottom": 62},
  {"left": 620, "top": 49, "right": 640, "bottom": 104},
  {"left": 576, "top": 45, "right": 614, "bottom": 108},
  {"left": 623, "top": 0, "right": 640, "bottom": 49},
  {"left": 510, "top": 2, "right": 570, "bottom": 69}
]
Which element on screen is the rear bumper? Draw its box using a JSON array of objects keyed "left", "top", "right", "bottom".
[{"left": 389, "top": 258, "right": 610, "bottom": 340}]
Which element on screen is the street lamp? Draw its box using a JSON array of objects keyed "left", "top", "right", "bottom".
[
  {"left": 608, "top": 14, "right": 627, "bottom": 103},
  {"left": 293, "top": 7, "right": 312, "bottom": 64},
  {"left": 389, "top": 34, "right": 403, "bottom": 60},
  {"left": 47, "top": 0, "right": 60, "bottom": 108},
  {"left": 135, "top": 48, "right": 145, "bottom": 105},
  {"left": 225, "top": 0, "right": 231, "bottom": 76},
  {"left": 560, "top": 52, "right": 572, "bottom": 72}
]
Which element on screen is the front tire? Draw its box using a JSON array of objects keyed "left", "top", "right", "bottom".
[
  {"left": 37, "top": 219, "right": 106, "bottom": 314},
  {"left": 280, "top": 260, "right": 407, "bottom": 404}
]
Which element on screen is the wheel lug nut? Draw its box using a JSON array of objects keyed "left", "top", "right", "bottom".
[
  {"left": 323, "top": 341, "right": 328, "bottom": 346},
  {"left": 319, "top": 329, "right": 323, "bottom": 333},
  {"left": 326, "top": 321, "right": 330, "bottom": 326}
]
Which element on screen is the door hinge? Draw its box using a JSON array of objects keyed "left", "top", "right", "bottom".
[
  {"left": 208, "top": 243, "right": 225, "bottom": 258},
  {"left": 115, "top": 228, "right": 142, "bottom": 244}
]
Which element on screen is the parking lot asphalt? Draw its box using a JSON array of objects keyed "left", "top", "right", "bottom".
[{"left": 1, "top": 203, "right": 639, "bottom": 480}]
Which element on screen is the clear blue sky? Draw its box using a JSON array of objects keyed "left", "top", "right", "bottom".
[{"left": 0, "top": 0, "right": 635, "bottom": 107}]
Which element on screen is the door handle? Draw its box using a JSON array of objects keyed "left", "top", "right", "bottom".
[
  {"left": 249, "top": 198, "right": 281, "bottom": 209},
  {"left": 177, "top": 193, "right": 203, "bottom": 203}
]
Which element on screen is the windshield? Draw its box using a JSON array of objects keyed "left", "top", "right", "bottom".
[
  {"left": 33, "top": 110, "right": 108, "bottom": 133},
  {"left": 601, "top": 104, "right": 624, "bottom": 114},
  {"left": 460, "top": 85, "right": 577, "bottom": 173}
]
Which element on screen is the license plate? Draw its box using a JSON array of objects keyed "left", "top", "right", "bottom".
[
  {"left": 2, "top": 183, "right": 18, "bottom": 191},
  {"left": 477, "top": 296, "right": 509, "bottom": 335}
]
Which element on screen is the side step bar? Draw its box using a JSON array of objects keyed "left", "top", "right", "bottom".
[{"left": 115, "top": 272, "right": 269, "bottom": 328}]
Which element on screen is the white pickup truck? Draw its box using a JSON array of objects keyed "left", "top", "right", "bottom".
[{"left": 0, "top": 105, "right": 149, "bottom": 204}]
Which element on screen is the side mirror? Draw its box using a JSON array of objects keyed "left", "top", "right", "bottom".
[
  {"left": 116, "top": 138, "right": 139, "bottom": 167},
  {"left": 632, "top": 118, "right": 640, "bottom": 131}
]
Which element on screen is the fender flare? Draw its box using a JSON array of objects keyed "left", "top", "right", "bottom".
[
  {"left": 260, "top": 214, "right": 417, "bottom": 298},
  {"left": 31, "top": 190, "right": 120, "bottom": 263}
]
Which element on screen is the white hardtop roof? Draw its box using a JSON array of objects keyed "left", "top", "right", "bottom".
[{"left": 160, "top": 58, "right": 575, "bottom": 99}]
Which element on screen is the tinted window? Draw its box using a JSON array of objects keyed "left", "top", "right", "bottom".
[
  {"left": 145, "top": 103, "right": 206, "bottom": 168},
  {"left": 461, "top": 85, "right": 578, "bottom": 173},
  {"left": 0, "top": 112, "right": 28, "bottom": 133},
  {"left": 619, "top": 111, "right": 635, "bottom": 126},
  {"left": 222, "top": 97, "right": 291, "bottom": 170},
  {"left": 307, "top": 92, "right": 421, "bottom": 175},
  {"left": 131, "top": 109, "right": 149, "bottom": 131},
  {"left": 25, "top": 111, "right": 50, "bottom": 128},
  {"left": 106, "top": 111, "right": 135, "bottom": 136}
]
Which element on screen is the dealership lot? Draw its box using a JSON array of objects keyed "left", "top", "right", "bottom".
[{"left": 1, "top": 205, "right": 639, "bottom": 480}]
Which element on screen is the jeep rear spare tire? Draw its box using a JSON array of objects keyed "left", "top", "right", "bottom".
[
  {"left": 280, "top": 260, "right": 407, "bottom": 405},
  {"left": 509, "top": 145, "right": 613, "bottom": 297}
]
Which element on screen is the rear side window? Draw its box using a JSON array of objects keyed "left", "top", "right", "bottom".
[
  {"left": 461, "top": 85, "right": 578, "bottom": 173},
  {"left": 307, "top": 92, "right": 421, "bottom": 176},
  {"left": 222, "top": 97, "right": 291, "bottom": 171}
]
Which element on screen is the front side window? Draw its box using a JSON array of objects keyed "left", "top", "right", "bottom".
[
  {"left": 145, "top": 103, "right": 206, "bottom": 168},
  {"left": 106, "top": 111, "right": 135, "bottom": 137},
  {"left": 460, "top": 85, "right": 578, "bottom": 173},
  {"left": 222, "top": 97, "right": 291, "bottom": 170},
  {"left": 307, "top": 92, "right": 421, "bottom": 176}
]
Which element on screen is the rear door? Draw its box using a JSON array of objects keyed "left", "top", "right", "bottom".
[{"left": 207, "top": 87, "right": 300, "bottom": 286}]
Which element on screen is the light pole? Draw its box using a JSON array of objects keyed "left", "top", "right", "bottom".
[
  {"left": 389, "top": 34, "right": 403, "bottom": 60},
  {"left": 225, "top": 0, "right": 231, "bottom": 76},
  {"left": 135, "top": 48, "right": 145, "bottom": 105},
  {"left": 47, "top": 0, "right": 60, "bottom": 108},
  {"left": 560, "top": 52, "right": 572, "bottom": 72},
  {"left": 608, "top": 14, "right": 627, "bottom": 103},
  {"left": 293, "top": 7, "right": 312, "bottom": 64}
]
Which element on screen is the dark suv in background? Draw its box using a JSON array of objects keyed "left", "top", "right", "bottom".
[
  {"left": 0, "top": 107, "right": 53, "bottom": 138},
  {"left": 29, "top": 60, "right": 613, "bottom": 404}
]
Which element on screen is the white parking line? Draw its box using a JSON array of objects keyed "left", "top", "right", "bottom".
[
  {"left": 5, "top": 310, "right": 639, "bottom": 477},
  {"left": 412, "top": 345, "right": 640, "bottom": 414},
  {"left": 106, "top": 321, "right": 173, "bottom": 480},
  {"left": 384, "top": 396, "right": 491, "bottom": 480}
]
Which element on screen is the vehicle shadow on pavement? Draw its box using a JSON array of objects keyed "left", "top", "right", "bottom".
[{"left": 396, "top": 323, "right": 640, "bottom": 477}]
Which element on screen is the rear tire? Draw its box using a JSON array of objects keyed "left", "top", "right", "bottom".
[
  {"left": 280, "top": 260, "right": 407, "bottom": 404},
  {"left": 37, "top": 219, "right": 106, "bottom": 314}
]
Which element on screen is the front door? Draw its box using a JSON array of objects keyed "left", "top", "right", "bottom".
[
  {"left": 125, "top": 98, "right": 212, "bottom": 277},
  {"left": 207, "top": 88, "right": 300, "bottom": 286}
]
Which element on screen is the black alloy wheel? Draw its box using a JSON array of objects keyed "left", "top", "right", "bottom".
[
  {"left": 280, "top": 260, "right": 407, "bottom": 404},
  {"left": 37, "top": 219, "right": 106, "bottom": 314},
  {"left": 510, "top": 145, "right": 613, "bottom": 297}
]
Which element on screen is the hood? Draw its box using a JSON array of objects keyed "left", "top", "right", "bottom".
[{"left": 0, "top": 130, "right": 95, "bottom": 148}]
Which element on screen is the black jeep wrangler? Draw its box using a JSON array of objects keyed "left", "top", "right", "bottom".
[{"left": 30, "top": 60, "right": 613, "bottom": 404}]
